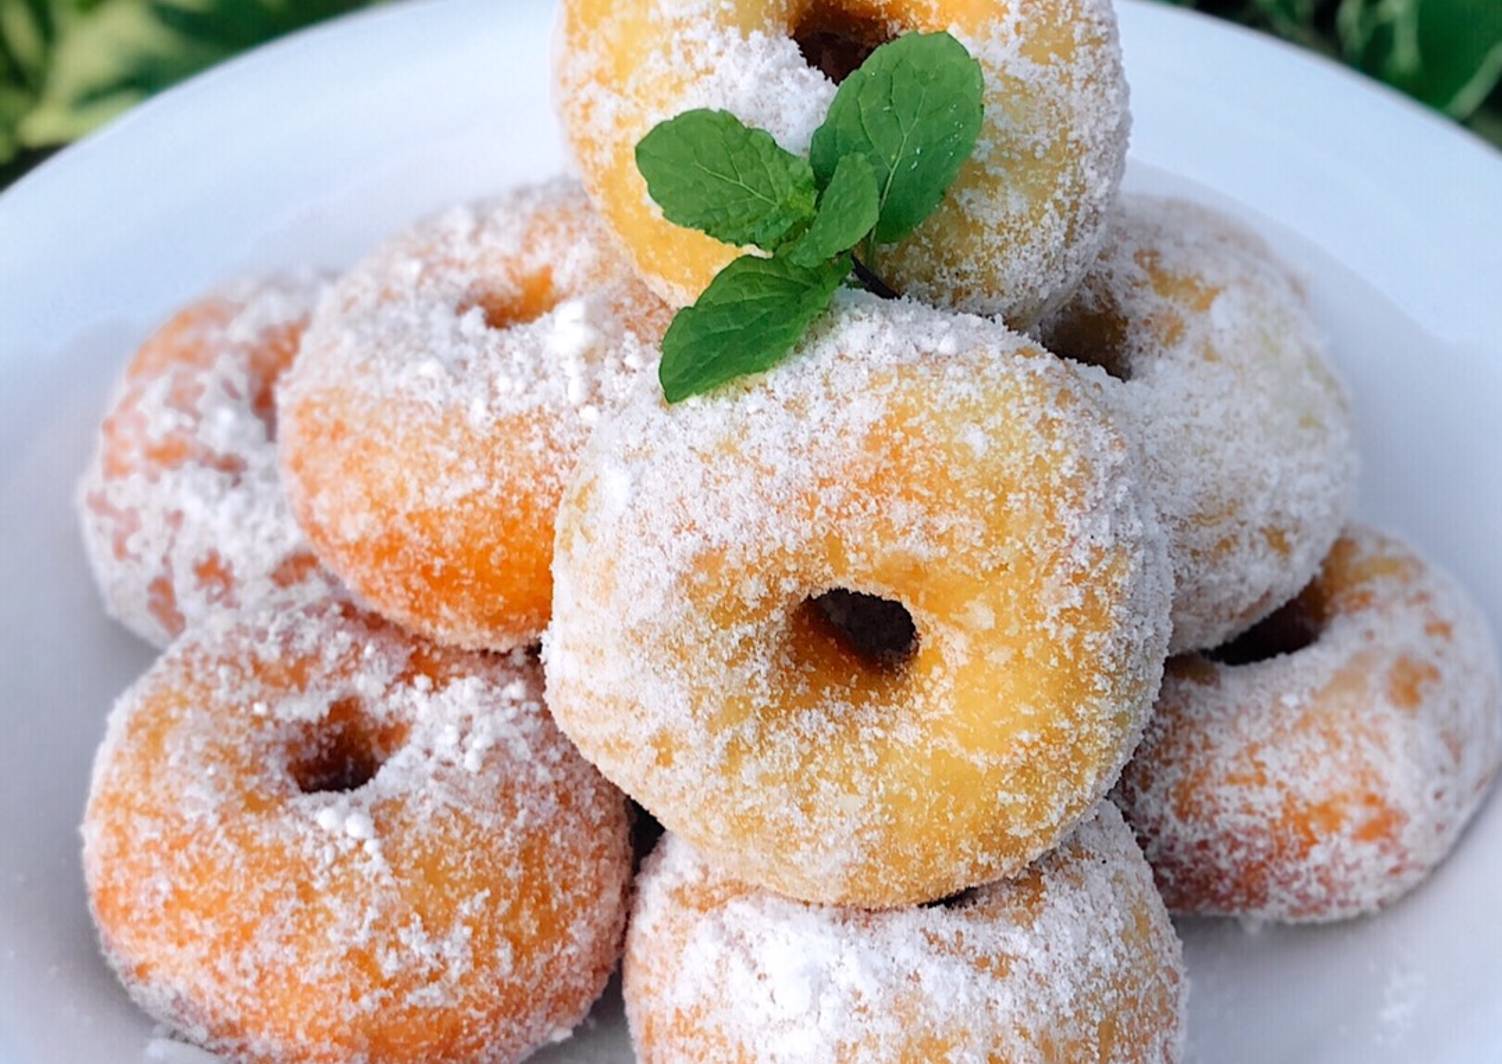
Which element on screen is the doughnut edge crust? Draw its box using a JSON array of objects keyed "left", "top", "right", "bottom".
[
  {"left": 77, "top": 276, "right": 334, "bottom": 648},
  {"left": 82, "top": 599, "right": 633, "bottom": 1062},
  {"left": 278, "top": 179, "right": 669, "bottom": 651},
  {"left": 555, "top": 0, "right": 1131, "bottom": 326},
  {"left": 545, "top": 292, "right": 1172, "bottom": 906},
  {"left": 624, "top": 807, "right": 1187, "bottom": 1063},
  {"left": 1038, "top": 195, "right": 1358, "bottom": 653},
  {"left": 1116, "top": 525, "right": 1502, "bottom": 922}
]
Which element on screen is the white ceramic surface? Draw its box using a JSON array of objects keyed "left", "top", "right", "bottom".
[{"left": 1, "top": 0, "right": 1500, "bottom": 1060}]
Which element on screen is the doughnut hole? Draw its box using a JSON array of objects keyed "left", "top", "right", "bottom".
[
  {"left": 558, "top": 0, "right": 1131, "bottom": 323},
  {"left": 102, "top": 299, "right": 299, "bottom": 477},
  {"left": 792, "top": 5, "right": 895, "bottom": 84},
  {"left": 775, "top": 585, "right": 922, "bottom": 722},
  {"left": 801, "top": 588, "right": 919, "bottom": 671},
  {"left": 278, "top": 186, "right": 670, "bottom": 652},
  {"left": 546, "top": 316, "right": 1173, "bottom": 906},
  {"left": 1043, "top": 243, "right": 1234, "bottom": 385},
  {"left": 460, "top": 270, "right": 557, "bottom": 331},
  {"left": 84, "top": 603, "right": 634, "bottom": 1062},
  {"left": 1038, "top": 198, "right": 1360, "bottom": 656},
  {"left": 1207, "top": 580, "right": 1329, "bottom": 666},
  {"left": 124, "top": 298, "right": 302, "bottom": 432},
  {"left": 1039, "top": 295, "right": 1134, "bottom": 381},
  {"left": 288, "top": 698, "right": 409, "bottom": 794},
  {"left": 1118, "top": 527, "right": 1502, "bottom": 921}
]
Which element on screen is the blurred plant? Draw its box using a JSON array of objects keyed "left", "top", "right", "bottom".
[
  {"left": 1, "top": 0, "right": 365, "bottom": 183},
  {"left": 1179, "top": 0, "right": 1502, "bottom": 134},
  {"left": 3, "top": 0, "right": 1500, "bottom": 188}
]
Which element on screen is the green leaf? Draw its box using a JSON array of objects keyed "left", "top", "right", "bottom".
[
  {"left": 17, "top": 0, "right": 361, "bottom": 150},
  {"left": 1467, "top": 98, "right": 1502, "bottom": 144},
  {"left": 18, "top": 0, "right": 206, "bottom": 147},
  {"left": 1408, "top": 0, "right": 1502, "bottom": 118},
  {"left": 788, "top": 153, "right": 880, "bottom": 268},
  {"left": 636, "top": 108, "right": 818, "bottom": 251},
  {"left": 1, "top": 89, "right": 26, "bottom": 162},
  {"left": 658, "top": 253, "right": 851, "bottom": 403},
  {"left": 1248, "top": 0, "right": 1332, "bottom": 54},
  {"left": 808, "top": 31, "right": 983, "bottom": 245},
  {"left": 1340, "top": 0, "right": 1502, "bottom": 119},
  {"left": 1, "top": 0, "right": 62, "bottom": 161},
  {"left": 0, "top": 0, "right": 57, "bottom": 90},
  {"left": 150, "top": 0, "right": 361, "bottom": 50}
]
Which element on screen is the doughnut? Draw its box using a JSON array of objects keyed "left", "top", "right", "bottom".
[
  {"left": 624, "top": 806, "right": 1187, "bottom": 1063},
  {"left": 556, "top": 0, "right": 1130, "bottom": 326},
  {"left": 78, "top": 277, "right": 335, "bottom": 647},
  {"left": 1116, "top": 526, "right": 1502, "bottom": 922},
  {"left": 545, "top": 292, "right": 1172, "bottom": 907},
  {"left": 278, "top": 180, "right": 671, "bottom": 651},
  {"left": 1036, "top": 196, "right": 1358, "bottom": 653},
  {"left": 82, "top": 598, "right": 633, "bottom": 1062}
]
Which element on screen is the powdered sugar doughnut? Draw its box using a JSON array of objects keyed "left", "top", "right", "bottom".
[
  {"left": 1037, "top": 197, "right": 1357, "bottom": 653},
  {"left": 1116, "top": 526, "right": 1502, "bottom": 922},
  {"left": 83, "top": 598, "right": 632, "bottom": 1062},
  {"left": 279, "top": 180, "right": 671, "bottom": 651},
  {"left": 78, "top": 278, "right": 335, "bottom": 648},
  {"left": 546, "top": 293, "right": 1171, "bottom": 907},
  {"left": 557, "top": 0, "right": 1129, "bottom": 327},
  {"left": 625, "top": 806, "right": 1187, "bottom": 1063}
]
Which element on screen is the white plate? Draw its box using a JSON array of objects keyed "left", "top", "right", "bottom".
[{"left": 1, "top": 0, "right": 1499, "bottom": 1060}]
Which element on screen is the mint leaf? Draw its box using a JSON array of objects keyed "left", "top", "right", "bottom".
[
  {"left": 658, "top": 253, "right": 850, "bottom": 403},
  {"left": 636, "top": 108, "right": 818, "bottom": 250},
  {"left": 788, "top": 153, "right": 880, "bottom": 268},
  {"left": 809, "top": 32, "right": 983, "bottom": 245},
  {"left": 646, "top": 31, "right": 986, "bottom": 403}
]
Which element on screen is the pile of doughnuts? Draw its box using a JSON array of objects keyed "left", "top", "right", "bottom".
[{"left": 74, "top": 0, "right": 1500, "bottom": 1061}]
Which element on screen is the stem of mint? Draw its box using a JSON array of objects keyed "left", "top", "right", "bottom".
[{"left": 851, "top": 256, "right": 898, "bottom": 300}]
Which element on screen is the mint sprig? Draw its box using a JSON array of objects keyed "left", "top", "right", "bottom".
[
  {"left": 658, "top": 254, "right": 851, "bottom": 403},
  {"left": 810, "top": 32, "right": 983, "bottom": 247},
  {"left": 636, "top": 109, "right": 817, "bottom": 250},
  {"left": 787, "top": 154, "right": 880, "bottom": 268},
  {"left": 638, "top": 31, "right": 984, "bottom": 403}
]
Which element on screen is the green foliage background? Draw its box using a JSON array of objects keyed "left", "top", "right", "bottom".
[{"left": 3, "top": 0, "right": 1500, "bottom": 188}]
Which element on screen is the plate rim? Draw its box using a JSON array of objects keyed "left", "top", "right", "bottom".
[
  {"left": 3, "top": 1, "right": 1501, "bottom": 1062},
  {"left": 4, "top": 0, "right": 1501, "bottom": 218}
]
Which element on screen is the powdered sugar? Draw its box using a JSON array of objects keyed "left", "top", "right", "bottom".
[
  {"left": 1116, "top": 525, "right": 1502, "bottom": 922},
  {"left": 545, "top": 292, "right": 1172, "bottom": 906},
  {"left": 144, "top": 1034, "right": 223, "bottom": 1062},
  {"left": 288, "top": 187, "right": 659, "bottom": 428},
  {"left": 278, "top": 180, "right": 670, "bottom": 650},
  {"left": 1037, "top": 196, "right": 1358, "bottom": 652},
  {"left": 664, "top": 20, "right": 833, "bottom": 156},
  {"left": 556, "top": 0, "right": 1130, "bottom": 326},
  {"left": 83, "top": 598, "right": 632, "bottom": 1062},
  {"left": 1376, "top": 961, "right": 1425, "bottom": 1042},
  {"left": 77, "top": 275, "right": 337, "bottom": 648},
  {"left": 625, "top": 806, "right": 1187, "bottom": 1062}
]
